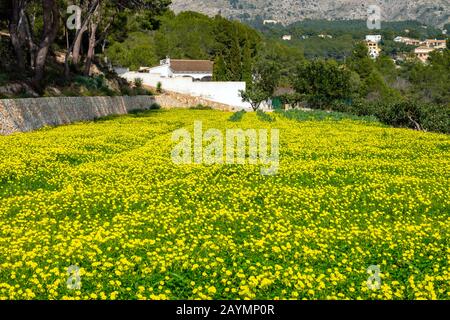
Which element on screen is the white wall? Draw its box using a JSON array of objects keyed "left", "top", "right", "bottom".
[
  {"left": 366, "top": 35, "right": 382, "bottom": 43},
  {"left": 148, "top": 65, "right": 212, "bottom": 80},
  {"left": 149, "top": 65, "right": 172, "bottom": 78},
  {"left": 172, "top": 72, "right": 212, "bottom": 80},
  {"left": 121, "top": 72, "right": 253, "bottom": 110}
]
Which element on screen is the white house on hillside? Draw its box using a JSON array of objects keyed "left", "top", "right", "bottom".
[
  {"left": 365, "top": 35, "right": 382, "bottom": 43},
  {"left": 263, "top": 20, "right": 278, "bottom": 25},
  {"left": 144, "top": 58, "right": 214, "bottom": 81}
]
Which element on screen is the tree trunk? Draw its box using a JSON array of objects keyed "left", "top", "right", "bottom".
[
  {"left": 23, "top": 12, "right": 37, "bottom": 70},
  {"left": 72, "top": 24, "right": 87, "bottom": 65},
  {"left": 33, "top": 0, "right": 60, "bottom": 87},
  {"left": 84, "top": 22, "right": 97, "bottom": 76},
  {"left": 64, "top": 0, "right": 100, "bottom": 80},
  {"left": 9, "top": 0, "right": 26, "bottom": 72}
]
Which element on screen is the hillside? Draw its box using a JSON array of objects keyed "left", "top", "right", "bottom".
[{"left": 171, "top": 0, "right": 450, "bottom": 27}]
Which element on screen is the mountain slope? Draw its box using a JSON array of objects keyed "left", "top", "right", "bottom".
[{"left": 171, "top": 0, "right": 449, "bottom": 27}]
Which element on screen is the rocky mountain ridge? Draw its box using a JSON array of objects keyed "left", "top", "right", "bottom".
[{"left": 171, "top": 0, "right": 449, "bottom": 27}]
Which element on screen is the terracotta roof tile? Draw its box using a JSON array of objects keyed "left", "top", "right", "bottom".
[{"left": 170, "top": 60, "right": 213, "bottom": 73}]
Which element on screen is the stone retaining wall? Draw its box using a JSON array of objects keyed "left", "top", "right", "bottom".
[
  {"left": 0, "top": 96, "right": 157, "bottom": 135},
  {"left": 0, "top": 93, "right": 234, "bottom": 135},
  {"left": 155, "top": 91, "right": 236, "bottom": 112}
]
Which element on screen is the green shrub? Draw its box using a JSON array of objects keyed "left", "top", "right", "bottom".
[
  {"left": 375, "top": 101, "right": 449, "bottom": 133},
  {"left": 228, "top": 110, "right": 246, "bottom": 122},
  {"left": 74, "top": 75, "right": 105, "bottom": 90},
  {"left": 156, "top": 82, "right": 162, "bottom": 93},
  {"left": 345, "top": 100, "right": 449, "bottom": 134},
  {"left": 149, "top": 103, "right": 161, "bottom": 110},
  {"left": 278, "top": 109, "right": 378, "bottom": 122},
  {"left": 256, "top": 110, "right": 275, "bottom": 122},
  {"left": 419, "top": 104, "right": 450, "bottom": 134},
  {"left": 134, "top": 78, "right": 143, "bottom": 88},
  {"left": 190, "top": 104, "right": 212, "bottom": 110},
  {"left": 120, "top": 86, "right": 132, "bottom": 96}
]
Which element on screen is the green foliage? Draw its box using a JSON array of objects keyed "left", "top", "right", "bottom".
[
  {"left": 156, "top": 82, "right": 163, "bottom": 93},
  {"left": 278, "top": 35, "right": 355, "bottom": 60},
  {"left": 291, "top": 59, "right": 353, "bottom": 108},
  {"left": 106, "top": 32, "right": 159, "bottom": 71},
  {"left": 331, "top": 99, "right": 449, "bottom": 134},
  {"left": 149, "top": 103, "right": 162, "bottom": 110},
  {"left": 74, "top": 75, "right": 107, "bottom": 91},
  {"left": 241, "top": 43, "right": 253, "bottom": 86},
  {"left": 228, "top": 110, "right": 246, "bottom": 122},
  {"left": 373, "top": 101, "right": 449, "bottom": 133},
  {"left": 375, "top": 55, "right": 399, "bottom": 83},
  {"left": 153, "top": 11, "right": 219, "bottom": 60},
  {"left": 228, "top": 35, "right": 242, "bottom": 81},
  {"left": 382, "top": 40, "right": 415, "bottom": 56},
  {"left": 258, "top": 40, "right": 304, "bottom": 86},
  {"left": 213, "top": 54, "right": 228, "bottom": 81},
  {"left": 240, "top": 58, "right": 281, "bottom": 111},
  {"left": 279, "top": 92, "right": 304, "bottom": 109},
  {"left": 240, "top": 87, "right": 268, "bottom": 111},
  {"left": 347, "top": 42, "right": 401, "bottom": 102},
  {"left": 256, "top": 110, "right": 275, "bottom": 122},
  {"left": 278, "top": 108, "right": 378, "bottom": 123},
  {"left": 347, "top": 42, "right": 374, "bottom": 78},
  {"left": 134, "top": 78, "right": 143, "bottom": 89},
  {"left": 190, "top": 104, "right": 213, "bottom": 110},
  {"left": 405, "top": 50, "right": 450, "bottom": 105}
]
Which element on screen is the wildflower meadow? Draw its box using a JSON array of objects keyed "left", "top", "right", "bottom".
[{"left": 0, "top": 109, "right": 448, "bottom": 300}]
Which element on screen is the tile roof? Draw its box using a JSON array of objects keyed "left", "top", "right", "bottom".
[{"left": 170, "top": 60, "right": 214, "bottom": 73}]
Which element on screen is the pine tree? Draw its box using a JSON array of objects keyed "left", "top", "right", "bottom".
[
  {"left": 241, "top": 41, "right": 253, "bottom": 86},
  {"left": 228, "top": 34, "right": 242, "bottom": 81},
  {"left": 213, "top": 54, "right": 228, "bottom": 81}
]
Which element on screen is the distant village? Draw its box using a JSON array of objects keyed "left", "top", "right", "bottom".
[
  {"left": 278, "top": 33, "right": 446, "bottom": 63},
  {"left": 262, "top": 19, "right": 448, "bottom": 64},
  {"left": 362, "top": 34, "right": 447, "bottom": 62}
]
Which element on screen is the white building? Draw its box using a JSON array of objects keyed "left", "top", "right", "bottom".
[
  {"left": 365, "top": 35, "right": 382, "bottom": 43},
  {"left": 422, "top": 39, "right": 447, "bottom": 49},
  {"left": 144, "top": 58, "right": 213, "bottom": 81},
  {"left": 365, "top": 40, "right": 381, "bottom": 59},
  {"left": 263, "top": 20, "right": 278, "bottom": 25},
  {"left": 282, "top": 35, "right": 292, "bottom": 41},
  {"left": 121, "top": 72, "right": 253, "bottom": 110},
  {"left": 415, "top": 46, "right": 435, "bottom": 63},
  {"left": 394, "top": 36, "right": 421, "bottom": 46}
]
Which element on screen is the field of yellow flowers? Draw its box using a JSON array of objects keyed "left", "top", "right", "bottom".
[{"left": 0, "top": 109, "right": 449, "bottom": 300}]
